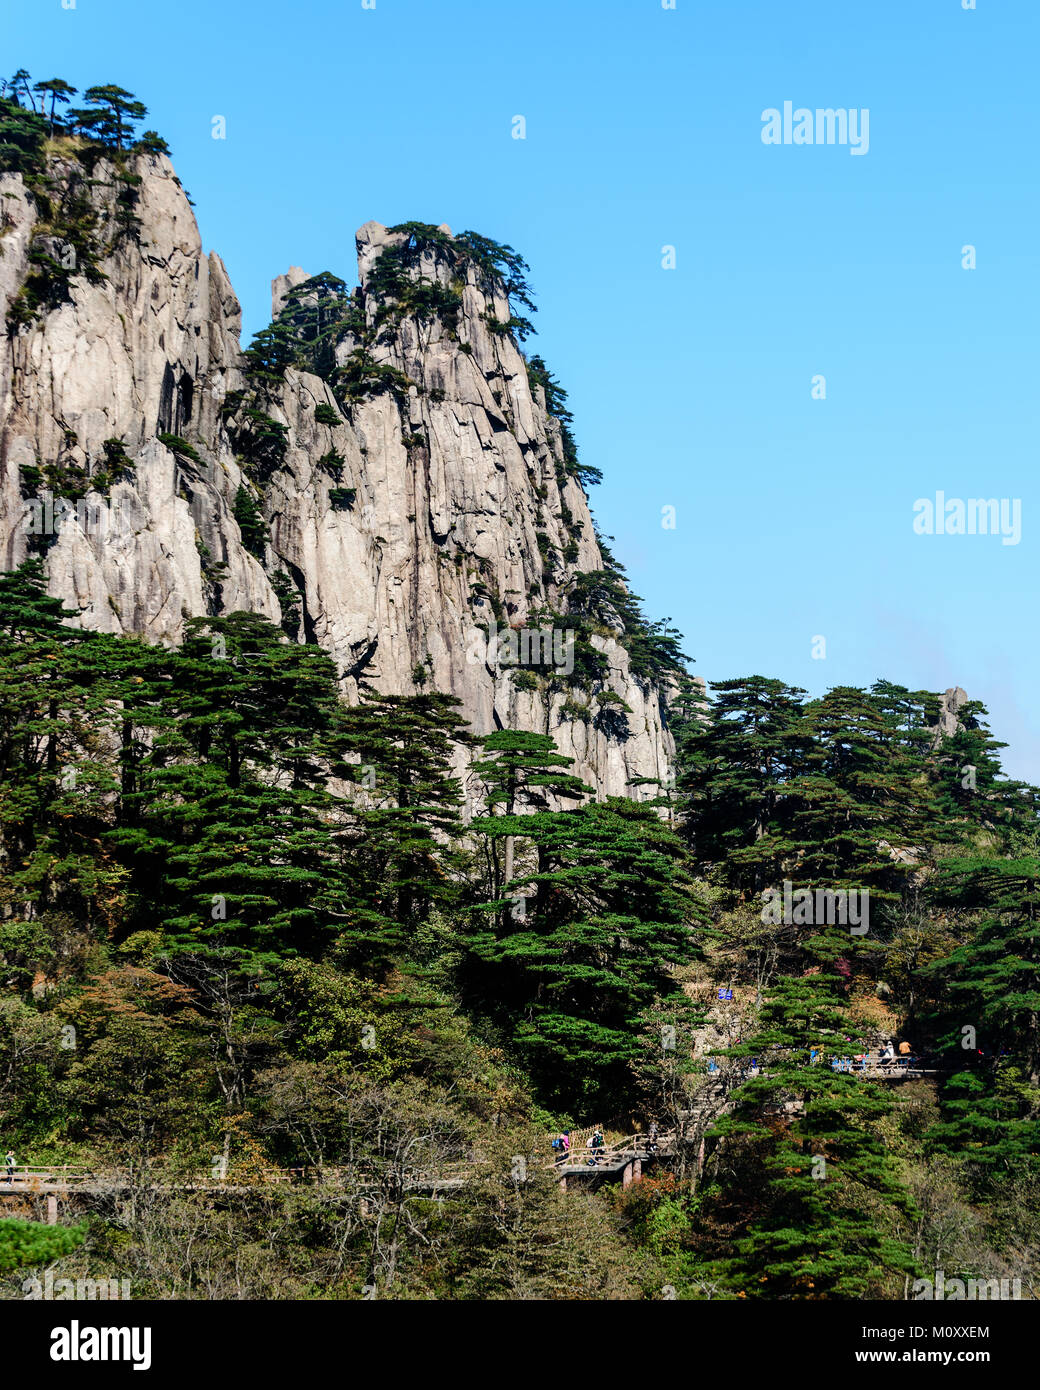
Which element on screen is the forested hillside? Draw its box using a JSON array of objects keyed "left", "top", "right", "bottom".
[{"left": 1, "top": 70, "right": 1038, "bottom": 1301}]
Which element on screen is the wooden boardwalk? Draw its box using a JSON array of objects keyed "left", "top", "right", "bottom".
[
  {"left": 0, "top": 1165, "right": 468, "bottom": 1221},
  {"left": 0, "top": 1051, "right": 949, "bottom": 1214}
]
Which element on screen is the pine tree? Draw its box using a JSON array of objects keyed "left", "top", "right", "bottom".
[
  {"left": 155, "top": 766, "right": 349, "bottom": 969},
  {"left": 335, "top": 689, "right": 472, "bottom": 952},
  {"left": 780, "top": 685, "right": 934, "bottom": 917},
  {"left": 75, "top": 84, "right": 147, "bottom": 149},
  {"left": 163, "top": 613, "right": 341, "bottom": 789},
  {"left": 32, "top": 78, "right": 77, "bottom": 136},
  {"left": 925, "top": 856, "right": 1040, "bottom": 1172},
  {"left": 0, "top": 562, "right": 124, "bottom": 932},
  {"left": 679, "top": 676, "right": 808, "bottom": 893},
  {"left": 471, "top": 729, "right": 589, "bottom": 899},
  {"left": 467, "top": 767, "right": 700, "bottom": 1109},
  {"left": 107, "top": 613, "right": 351, "bottom": 970}
]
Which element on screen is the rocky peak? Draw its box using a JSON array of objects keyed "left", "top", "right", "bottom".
[
  {"left": 271, "top": 266, "right": 310, "bottom": 319},
  {"left": 0, "top": 157, "right": 680, "bottom": 801}
]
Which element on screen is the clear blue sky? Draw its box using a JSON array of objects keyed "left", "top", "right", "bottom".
[{"left": 7, "top": 0, "right": 1039, "bottom": 780}]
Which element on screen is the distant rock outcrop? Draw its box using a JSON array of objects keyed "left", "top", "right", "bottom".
[{"left": 932, "top": 686, "right": 969, "bottom": 743}]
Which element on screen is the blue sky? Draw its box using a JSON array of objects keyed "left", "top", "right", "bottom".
[{"left": 7, "top": 0, "right": 1039, "bottom": 779}]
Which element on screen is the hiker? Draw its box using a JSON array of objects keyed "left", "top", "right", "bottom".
[
  {"left": 561, "top": 1131, "right": 570, "bottom": 1153},
  {"left": 880, "top": 1041, "right": 895, "bottom": 1066},
  {"left": 647, "top": 1121, "right": 659, "bottom": 1155},
  {"left": 4, "top": 1150, "right": 14, "bottom": 1183}
]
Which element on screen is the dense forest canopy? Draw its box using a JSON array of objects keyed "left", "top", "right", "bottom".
[{"left": 1, "top": 555, "right": 1036, "bottom": 1298}]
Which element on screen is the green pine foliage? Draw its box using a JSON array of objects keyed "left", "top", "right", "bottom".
[
  {"left": 232, "top": 484, "right": 268, "bottom": 559},
  {"left": 0, "top": 1217, "right": 86, "bottom": 1272}
]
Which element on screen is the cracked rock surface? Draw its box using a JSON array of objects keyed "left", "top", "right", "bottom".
[{"left": 0, "top": 155, "right": 677, "bottom": 801}]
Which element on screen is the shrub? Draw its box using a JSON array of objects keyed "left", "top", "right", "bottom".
[
  {"left": 158, "top": 433, "right": 202, "bottom": 464},
  {"left": 317, "top": 450, "right": 344, "bottom": 480}
]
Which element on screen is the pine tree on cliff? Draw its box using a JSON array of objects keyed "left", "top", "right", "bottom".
[
  {"left": 6, "top": 70, "right": 34, "bottom": 109},
  {"left": 32, "top": 79, "right": 77, "bottom": 135},
  {"left": 232, "top": 485, "right": 268, "bottom": 560},
  {"left": 71, "top": 85, "right": 147, "bottom": 149},
  {"left": 926, "top": 695, "right": 1039, "bottom": 849}
]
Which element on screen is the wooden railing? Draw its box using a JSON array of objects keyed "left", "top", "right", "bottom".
[
  {"left": 0, "top": 1162, "right": 476, "bottom": 1193},
  {"left": 552, "top": 1131, "right": 669, "bottom": 1171},
  {"left": 2, "top": 1166, "right": 94, "bottom": 1187}
]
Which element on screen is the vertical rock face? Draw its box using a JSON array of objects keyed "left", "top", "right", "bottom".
[
  {"left": 0, "top": 153, "right": 679, "bottom": 801},
  {"left": 931, "top": 686, "right": 969, "bottom": 745},
  {"left": 938, "top": 687, "right": 969, "bottom": 736}
]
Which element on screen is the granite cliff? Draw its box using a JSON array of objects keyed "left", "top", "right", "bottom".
[{"left": 0, "top": 145, "right": 684, "bottom": 800}]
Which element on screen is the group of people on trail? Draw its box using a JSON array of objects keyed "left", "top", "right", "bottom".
[
  {"left": 551, "top": 1128, "right": 608, "bottom": 1165},
  {"left": 552, "top": 1123, "right": 668, "bottom": 1167},
  {"left": 703, "top": 1041, "right": 920, "bottom": 1077},
  {"left": 706, "top": 1057, "right": 759, "bottom": 1076},
  {"left": 827, "top": 1040, "right": 915, "bottom": 1072}
]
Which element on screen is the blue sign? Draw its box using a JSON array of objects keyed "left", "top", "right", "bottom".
[{"left": 718, "top": 988, "right": 733, "bottom": 1000}]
